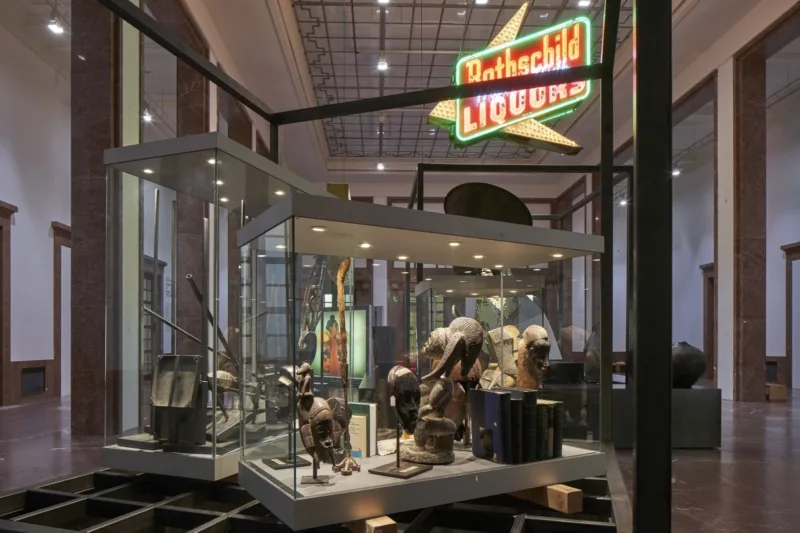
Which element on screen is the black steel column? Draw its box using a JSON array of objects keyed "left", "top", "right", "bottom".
[
  {"left": 270, "top": 122, "right": 280, "bottom": 164},
  {"left": 632, "top": 0, "right": 672, "bottom": 531},
  {"left": 599, "top": 0, "right": 621, "bottom": 444},
  {"left": 415, "top": 165, "right": 424, "bottom": 283}
]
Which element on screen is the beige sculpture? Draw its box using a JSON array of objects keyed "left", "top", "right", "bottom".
[{"left": 517, "top": 324, "right": 551, "bottom": 390}]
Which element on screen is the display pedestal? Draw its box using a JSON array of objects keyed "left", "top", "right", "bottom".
[
  {"left": 239, "top": 446, "right": 604, "bottom": 531},
  {"left": 612, "top": 387, "right": 722, "bottom": 449},
  {"left": 102, "top": 442, "right": 240, "bottom": 481}
]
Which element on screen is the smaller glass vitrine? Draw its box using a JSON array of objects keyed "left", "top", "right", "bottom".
[
  {"left": 237, "top": 193, "right": 606, "bottom": 529},
  {"left": 102, "top": 133, "right": 330, "bottom": 480}
]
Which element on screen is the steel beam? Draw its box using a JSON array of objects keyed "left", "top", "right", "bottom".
[
  {"left": 271, "top": 65, "right": 603, "bottom": 124},
  {"left": 599, "top": 0, "right": 622, "bottom": 445},
  {"left": 632, "top": 0, "right": 673, "bottom": 532}
]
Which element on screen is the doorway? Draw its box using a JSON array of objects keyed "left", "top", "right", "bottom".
[
  {"left": 782, "top": 243, "right": 800, "bottom": 389},
  {"left": 700, "top": 263, "right": 716, "bottom": 383}
]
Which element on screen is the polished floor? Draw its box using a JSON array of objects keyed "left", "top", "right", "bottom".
[
  {"left": 0, "top": 396, "right": 103, "bottom": 495},
  {"left": 1, "top": 395, "right": 799, "bottom": 533},
  {"left": 618, "top": 395, "right": 800, "bottom": 532}
]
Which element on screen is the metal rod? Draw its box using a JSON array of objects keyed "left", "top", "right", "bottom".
[
  {"left": 95, "top": 0, "right": 276, "bottom": 123},
  {"left": 416, "top": 163, "right": 634, "bottom": 174},
  {"left": 185, "top": 273, "right": 238, "bottom": 366},
  {"left": 271, "top": 64, "right": 603, "bottom": 125},
  {"left": 599, "top": 0, "right": 622, "bottom": 446},
  {"left": 142, "top": 306, "right": 230, "bottom": 361},
  {"left": 171, "top": 199, "right": 177, "bottom": 354},
  {"left": 633, "top": 0, "right": 673, "bottom": 529},
  {"left": 416, "top": 165, "right": 424, "bottom": 283},
  {"left": 270, "top": 122, "right": 280, "bottom": 164},
  {"left": 152, "top": 188, "right": 161, "bottom": 360}
]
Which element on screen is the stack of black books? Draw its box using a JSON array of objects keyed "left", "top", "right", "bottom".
[{"left": 470, "top": 388, "right": 564, "bottom": 464}]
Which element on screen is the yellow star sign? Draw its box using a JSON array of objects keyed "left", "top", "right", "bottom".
[{"left": 428, "top": 1, "right": 589, "bottom": 155}]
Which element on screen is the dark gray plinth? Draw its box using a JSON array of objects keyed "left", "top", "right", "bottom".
[{"left": 612, "top": 388, "right": 722, "bottom": 449}]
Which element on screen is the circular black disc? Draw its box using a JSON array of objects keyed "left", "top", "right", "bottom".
[{"left": 444, "top": 183, "right": 533, "bottom": 226}]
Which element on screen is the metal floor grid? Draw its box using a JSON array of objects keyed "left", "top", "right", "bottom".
[{"left": 0, "top": 470, "right": 617, "bottom": 532}]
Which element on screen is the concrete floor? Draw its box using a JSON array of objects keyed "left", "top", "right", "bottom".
[{"left": 2, "top": 394, "right": 799, "bottom": 533}]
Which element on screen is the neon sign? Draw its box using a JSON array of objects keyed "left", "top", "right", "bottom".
[{"left": 428, "top": 2, "right": 588, "bottom": 155}]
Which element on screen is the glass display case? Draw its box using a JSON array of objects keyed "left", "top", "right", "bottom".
[
  {"left": 237, "top": 194, "right": 607, "bottom": 530},
  {"left": 102, "top": 133, "right": 331, "bottom": 481}
]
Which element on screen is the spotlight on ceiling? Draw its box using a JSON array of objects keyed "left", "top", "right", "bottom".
[
  {"left": 578, "top": 0, "right": 591, "bottom": 7},
  {"left": 275, "top": 190, "right": 285, "bottom": 196},
  {"left": 378, "top": 0, "right": 389, "bottom": 4},
  {"left": 359, "top": 242, "right": 372, "bottom": 249},
  {"left": 377, "top": 54, "right": 388, "bottom": 71},
  {"left": 672, "top": 168, "right": 682, "bottom": 177},
  {"left": 377, "top": 162, "right": 385, "bottom": 171},
  {"left": 620, "top": 199, "right": 628, "bottom": 206},
  {"left": 142, "top": 110, "right": 153, "bottom": 123},
  {"left": 143, "top": 168, "right": 154, "bottom": 175},
  {"left": 476, "top": 0, "right": 489, "bottom": 4},
  {"left": 48, "top": 16, "right": 65, "bottom": 35}
]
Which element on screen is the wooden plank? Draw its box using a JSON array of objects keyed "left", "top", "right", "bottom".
[
  {"left": 510, "top": 484, "right": 583, "bottom": 514},
  {"left": 347, "top": 516, "right": 397, "bottom": 533}
]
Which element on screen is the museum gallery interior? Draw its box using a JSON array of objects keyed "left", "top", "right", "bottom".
[{"left": 1, "top": 0, "right": 800, "bottom": 532}]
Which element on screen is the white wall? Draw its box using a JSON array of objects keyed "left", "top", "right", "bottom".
[
  {"left": 672, "top": 148, "right": 715, "bottom": 348},
  {"left": 612, "top": 185, "right": 628, "bottom": 353},
  {"left": 766, "top": 89, "right": 800, "bottom": 375},
  {"left": 0, "top": 24, "right": 70, "bottom": 363}
]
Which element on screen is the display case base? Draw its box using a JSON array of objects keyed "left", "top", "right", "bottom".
[
  {"left": 612, "top": 387, "right": 722, "bottom": 449},
  {"left": 102, "top": 443, "right": 240, "bottom": 481},
  {"left": 162, "top": 439, "right": 239, "bottom": 456},
  {"left": 239, "top": 445, "right": 605, "bottom": 530}
]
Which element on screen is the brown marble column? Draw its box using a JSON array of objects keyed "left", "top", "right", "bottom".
[
  {"left": 733, "top": 44, "right": 767, "bottom": 402},
  {"left": 70, "top": 0, "right": 116, "bottom": 434}
]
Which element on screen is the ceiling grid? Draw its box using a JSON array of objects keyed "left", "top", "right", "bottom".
[{"left": 291, "top": 0, "right": 633, "bottom": 161}]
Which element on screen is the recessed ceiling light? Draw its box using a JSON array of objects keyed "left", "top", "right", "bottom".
[
  {"left": 359, "top": 242, "right": 372, "bottom": 249},
  {"left": 593, "top": 258, "right": 601, "bottom": 262},
  {"left": 378, "top": 0, "right": 389, "bottom": 4},
  {"left": 552, "top": 253, "right": 564, "bottom": 258},
  {"left": 401, "top": 271, "right": 409, "bottom": 275},
  {"left": 276, "top": 244, "right": 286, "bottom": 249},
  {"left": 220, "top": 197, "right": 229, "bottom": 203},
  {"left": 448, "top": 241, "right": 461, "bottom": 247},
  {"left": 397, "top": 255, "right": 409, "bottom": 260},
  {"left": 457, "top": 10, "right": 466, "bottom": 16},
  {"left": 142, "top": 110, "right": 153, "bottom": 123},
  {"left": 48, "top": 16, "right": 65, "bottom": 35},
  {"left": 425, "top": 278, "right": 432, "bottom": 281},
  {"left": 207, "top": 158, "right": 217, "bottom": 165},
  {"left": 494, "top": 264, "right": 503, "bottom": 268},
  {"left": 374, "top": 262, "right": 382, "bottom": 267},
  {"left": 460, "top": 280, "right": 467, "bottom": 283},
  {"left": 77, "top": 54, "right": 86, "bottom": 61},
  {"left": 470, "top": 293, "right": 479, "bottom": 296},
  {"left": 377, "top": 162, "right": 385, "bottom": 171},
  {"left": 510, "top": 290, "right": 518, "bottom": 294},
  {"left": 215, "top": 180, "right": 224, "bottom": 185},
  {"left": 595, "top": 216, "right": 599, "bottom": 221},
  {"left": 377, "top": 55, "right": 388, "bottom": 71},
  {"left": 476, "top": 0, "right": 489, "bottom": 4},
  {"left": 275, "top": 190, "right": 285, "bottom": 196},
  {"left": 446, "top": 289, "right": 454, "bottom": 293},
  {"left": 516, "top": 279, "right": 522, "bottom": 282},
  {"left": 539, "top": 12, "right": 549, "bottom": 19},
  {"left": 473, "top": 254, "right": 484, "bottom": 259},
  {"left": 578, "top": 0, "right": 591, "bottom": 7},
  {"left": 464, "top": 270, "right": 472, "bottom": 274},
  {"left": 534, "top": 268, "right": 542, "bottom": 272},
  {"left": 303, "top": 264, "right": 311, "bottom": 268},
  {"left": 620, "top": 199, "right": 628, "bottom": 206},
  {"left": 143, "top": 168, "right": 153, "bottom": 174},
  {"left": 257, "top": 254, "right": 267, "bottom": 258},
  {"left": 311, "top": 226, "right": 327, "bottom": 232},
  {"left": 527, "top": 285, "right": 533, "bottom": 288},
  {"left": 245, "top": 215, "right": 250, "bottom": 220},
  {"left": 672, "top": 168, "right": 681, "bottom": 177}
]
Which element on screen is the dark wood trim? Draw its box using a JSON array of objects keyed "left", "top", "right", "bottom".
[
  {"left": 700, "top": 262, "right": 717, "bottom": 383},
  {"left": 0, "top": 201, "right": 17, "bottom": 405},
  {"left": 52, "top": 222, "right": 72, "bottom": 400},
  {"left": 780, "top": 241, "right": 800, "bottom": 257}
]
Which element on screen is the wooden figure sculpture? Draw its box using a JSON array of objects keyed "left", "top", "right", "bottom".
[
  {"left": 332, "top": 258, "right": 360, "bottom": 475},
  {"left": 421, "top": 317, "right": 485, "bottom": 382},
  {"left": 517, "top": 324, "right": 551, "bottom": 390}
]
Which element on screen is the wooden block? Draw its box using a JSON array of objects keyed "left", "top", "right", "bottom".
[
  {"left": 347, "top": 516, "right": 397, "bottom": 533},
  {"left": 766, "top": 383, "right": 787, "bottom": 402},
  {"left": 510, "top": 484, "right": 583, "bottom": 514}
]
